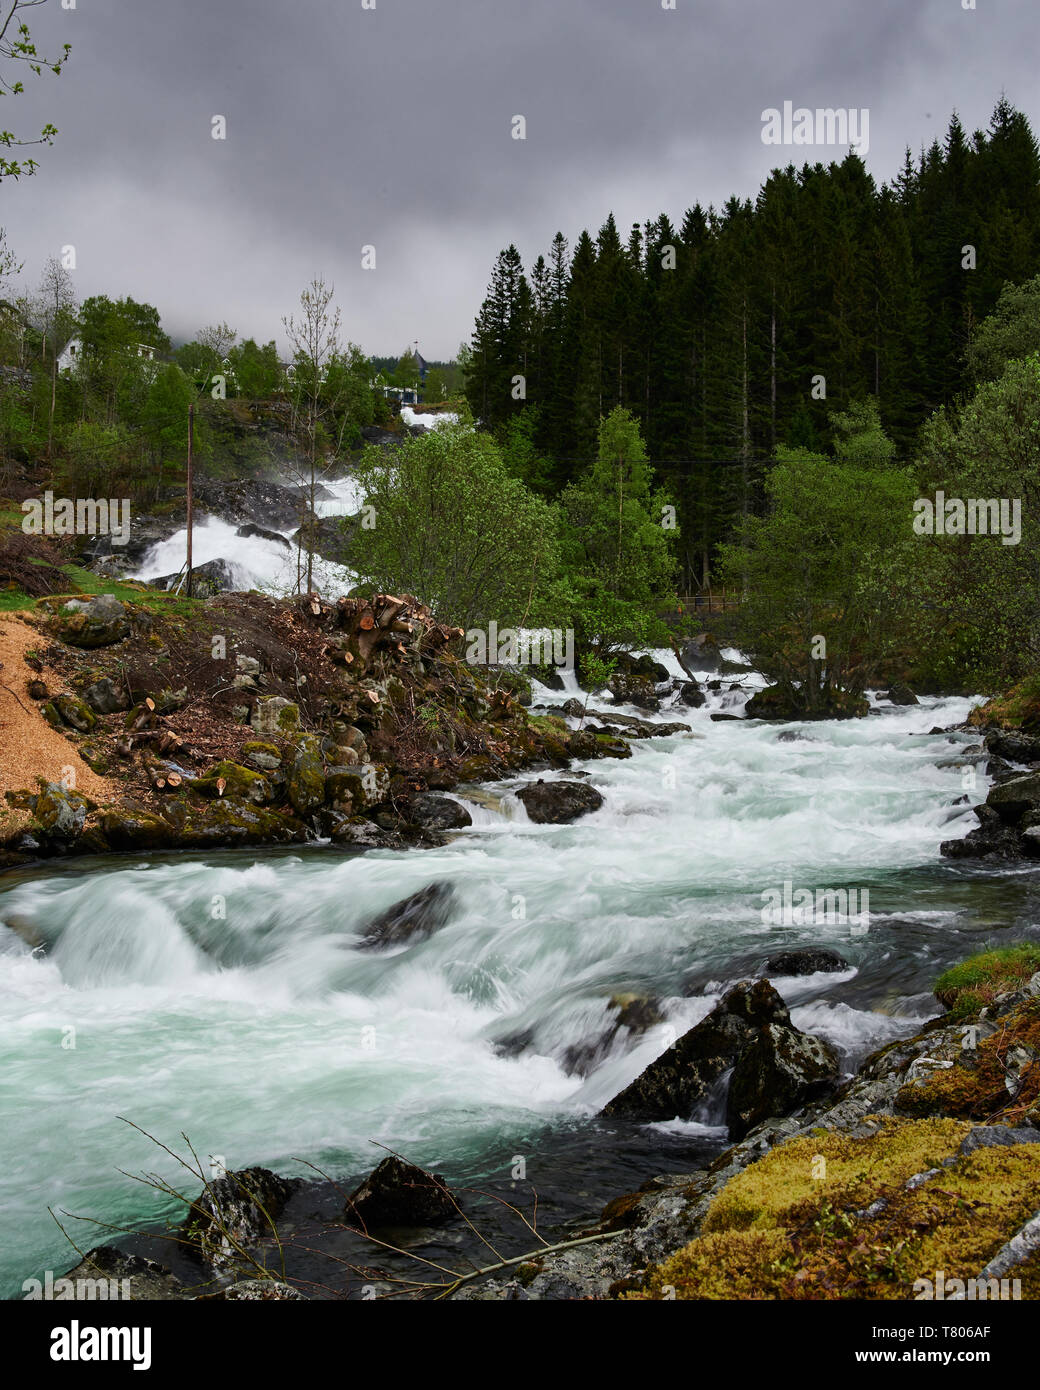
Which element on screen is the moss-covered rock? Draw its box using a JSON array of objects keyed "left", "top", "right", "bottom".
[
  {"left": 287, "top": 734, "right": 325, "bottom": 817},
  {"left": 47, "top": 594, "right": 130, "bottom": 649},
  {"left": 626, "top": 1118, "right": 1040, "bottom": 1300},
  {"left": 193, "top": 761, "right": 273, "bottom": 805},
  {"left": 51, "top": 693, "right": 97, "bottom": 734}
]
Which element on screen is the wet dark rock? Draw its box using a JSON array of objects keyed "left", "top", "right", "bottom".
[
  {"left": 291, "top": 515, "right": 353, "bottom": 562},
  {"left": 193, "top": 477, "right": 307, "bottom": 531},
  {"left": 58, "top": 1245, "right": 187, "bottom": 1301},
  {"left": 763, "top": 948, "right": 851, "bottom": 977},
  {"left": 609, "top": 992, "right": 665, "bottom": 1033},
  {"left": 984, "top": 730, "right": 1040, "bottom": 766},
  {"left": 678, "top": 682, "right": 706, "bottom": 708},
  {"left": 83, "top": 677, "right": 129, "bottom": 715},
  {"left": 517, "top": 779, "right": 604, "bottom": 823},
  {"left": 236, "top": 522, "right": 291, "bottom": 548},
  {"left": 357, "top": 881, "right": 456, "bottom": 950},
  {"left": 985, "top": 772, "right": 1040, "bottom": 824},
  {"left": 607, "top": 673, "right": 659, "bottom": 710},
  {"left": 603, "top": 979, "right": 839, "bottom": 1139},
  {"left": 940, "top": 803, "right": 1025, "bottom": 860},
  {"left": 407, "top": 793, "right": 472, "bottom": 830},
  {"left": 149, "top": 557, "right": 238, "bottom": 598},
  {"left": 344, "top": 1156, "right": 456, "bottom": 1228},
  {"left": 184, "top": 1167, "right": 298, "bottom": 1272},
  {"left": 885, "top": 681, "right": 919, "bottom": 706},
  {"left": 679, "top": 633, "right": 721, "bottom": 673}
]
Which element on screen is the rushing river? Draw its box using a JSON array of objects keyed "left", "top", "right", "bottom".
[{"left": 3, "top": 665, "right": 1040, "bottom": 1296}]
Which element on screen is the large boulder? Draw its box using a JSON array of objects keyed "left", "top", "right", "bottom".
[
  {"left": 252, "top": 696, "right": 300, "bottom": 737},
  {"left": 885, "top": 681, "right": 919, "bottom": 706},
  {"left": 50, "top": 594, "right": 129, "bottom": 649},
  {"left": 357, "top": 881, "right": 456, "bottom": 951},
  {"left": 727, "top": 1023, "right": 840, "bottom": 1139},
  {"left": 679, "top": 633, "right": 721, "bottom": 673},
  {"left": 57, "top": 1245, "right": 186, "bottom": 1301},
  {"left": 517, "top": 779, "right": 604, "bottom": 824},
  {"left": 83, "top": 677, "right": 129, "bottom": 716},
  {"left": 148, "top": 558, "right": 238, "bottom": 597},
  {"left": 607, "top": 673, "right": 659, "bottom": 710},
  {"left": 985, "top": 773, "right": 1040, "bottom": 824},
  {"left": 193, "top": 760, "right": 273, "bottom": 805},
  {"left": 184, "top": 1167, "right": 297, "bottom": 1272},
  {"left": 287, "top": 734, "right": 325, "bottom": 816},
  {"left": 984, "top": 730, "right": 1040, "bottom": 766},
  {"left": 34, "top": 783, "right": 88, "bottom": 842},
  {"left": 344, "top": 1156, "right": 456, "bottom": 1228},
  {"left": 407, "top": 793, "right": 472, "bottom": 831},
  {"left": 678, "top": 682, "right": 706, "bottom": 708},
  {"left": 763, "top": 948, "right": 851, "bottom": 977},
  {"left": 602, "top": 979, "right": 839, "bottom": 1138}
]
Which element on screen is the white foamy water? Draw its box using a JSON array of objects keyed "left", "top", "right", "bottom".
[
  {"left": 134, "top": 510, "right": 357, "bottom": 598},
  {"left": 0, "top": 683, "right": 1003, "bottom": 1292}
]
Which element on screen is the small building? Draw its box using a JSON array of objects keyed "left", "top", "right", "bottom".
[{"left": 57, "top": 335, "right": 82, "bottom": 375}]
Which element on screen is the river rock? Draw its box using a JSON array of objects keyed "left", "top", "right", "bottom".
[
  {"left": 763, "top": 948, "right": 851, "bottom": 976},
  {"left": 517, "top": 779, "right": 604, "bottom": 823},
  {"left": 679, "top": 682, "right": 706, "bottom": 708},
  {"left": 149, "top": 558, "right": 238, "bottom": 597},
  {"left": 984, "top": 730, "right": 1040, "bottom": 765},
  {"left": 608, "top": 673, "right": 659, "bottom": 709},
  {"left": 236, "top": 522, "right": 291, "bottom": 548},
  {"left": 184, "top": 1167, "right": 298, "bottom": 1272},
  {"left": 34, "top": 783, "right": 88, "bottom": 841},
  {"left": 941, "top": 803, "right": 1027, "bottom": 860},
  {"left": 83, "top": 677, "right": 129, "bottom": 716},
  {"left": 344, "top": 1156, "right": 456, "bottom": 1228},
  {"left": 50, "top": 594, "right": 130, "bottom": 649},
  {"left": 727, "top": 1022, "right": 840, "bottom": 1139},
  {"left": 287, "top": 735, "right": 325, "bottom": 816},
  {"left": 357, "top": 881, "right": 456, "bottom": 950},
  {"left": 680, "top": 633, "right": 721, "bottom": 672},
  {"left": 885, "top": 681, "right": 919, "bottom": 706},
  {"left": 602, "top": 979, "right": 839, "bottom": 1137},
  {"left": 407, "top": 793, "right": 472, "bottom": 830},
  {"left": 985, "top": 772, "right": 1040, "bottom": 823},
  {"left": 58, "top": 1245, "right": 187, "bottom": 1301}
]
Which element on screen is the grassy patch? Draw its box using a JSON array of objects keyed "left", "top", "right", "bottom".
[
  {"left": 969, "top": 674, "right": 1040, "bottom": 731},
  {"left": 935, "top": 945, "right": 1040, "bottom": 1021}
]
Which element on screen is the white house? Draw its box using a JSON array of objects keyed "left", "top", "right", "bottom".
[
  {"left": 57, "top": 335, "right": 82, "bottom": 375},
  {"left": 58, "top": 337, "right": 159, "bottom": 376}
]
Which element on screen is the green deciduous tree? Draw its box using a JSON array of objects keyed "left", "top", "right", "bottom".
[
  {"left": 349, "top": 420, "right": 560, "bottom": 632},
  {"left": 0, "top": 0, "right": 71, "bottom": 180}
]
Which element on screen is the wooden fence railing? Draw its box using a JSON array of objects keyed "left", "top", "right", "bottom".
[{"left": 676, "top": 590, "right": 741, "bottom": 613}]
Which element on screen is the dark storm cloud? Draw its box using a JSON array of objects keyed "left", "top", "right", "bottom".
[{"left": 2, "top": 0, "right": 1038, "bottom": 359}]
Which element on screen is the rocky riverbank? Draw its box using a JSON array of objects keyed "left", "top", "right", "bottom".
[
  {"left": 0, "top": 587, "right": 643, "bottom": 867},
  {"left": 51, "top": 944, "right": 1040, "bottom": 1300}
]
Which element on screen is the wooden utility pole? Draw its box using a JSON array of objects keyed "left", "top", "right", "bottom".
[{"left": 185, "top": 403, "right": 195, "bottom": 597}]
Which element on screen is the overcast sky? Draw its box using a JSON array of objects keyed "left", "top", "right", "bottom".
[{"left": 2, "top": 0, "right": 1038, "bottom": 360}]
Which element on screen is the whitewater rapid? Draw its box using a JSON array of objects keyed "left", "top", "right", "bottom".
[{"left": 1, "top": 682, "right": 1019, "bottom": 1294}]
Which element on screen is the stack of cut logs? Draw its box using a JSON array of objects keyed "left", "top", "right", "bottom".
[{"left": 308, "top": 593, "right": 464, "bottom": 669}]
